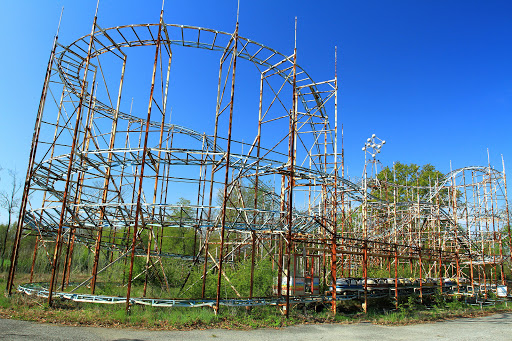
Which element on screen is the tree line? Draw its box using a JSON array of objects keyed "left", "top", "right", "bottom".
[{"left": 0, "top": 166, "right": 22, "bottom": 272}]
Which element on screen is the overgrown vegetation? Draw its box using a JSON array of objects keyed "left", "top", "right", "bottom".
[
  {"left": 0, "top": 292, "right": 299, "bottom": 330},
  {"left": 0, "top": 286, "right": 511, "bottom": 330},
  {"left": 1, "top": 167, "right": 511, "bottom": 330}
]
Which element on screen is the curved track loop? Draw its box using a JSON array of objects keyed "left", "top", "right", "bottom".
[{"left": 11, "top": 19, "right": 510, "bottom": 312}]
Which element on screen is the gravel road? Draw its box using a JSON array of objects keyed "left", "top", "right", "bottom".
[{"left": 0, "top": 313, "right": 510, "bottom": 340}]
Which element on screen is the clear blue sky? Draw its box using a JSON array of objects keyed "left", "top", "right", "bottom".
[{"left": 0, "top": 0, "right": 511, "bottom": 218}]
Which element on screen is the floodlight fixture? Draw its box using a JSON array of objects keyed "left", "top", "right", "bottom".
[{"left": 363, "top": 134, "right": 386, "bottom": 160}]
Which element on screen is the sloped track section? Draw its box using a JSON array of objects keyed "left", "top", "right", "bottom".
[{"left": 7, "top": 12, "right": 511, "bottom": 316}]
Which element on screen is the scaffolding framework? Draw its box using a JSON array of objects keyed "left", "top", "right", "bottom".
[{"left": 7, "top": 11, "right": 511, "bottom": 316}]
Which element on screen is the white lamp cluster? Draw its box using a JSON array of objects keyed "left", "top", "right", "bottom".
[{"left": 362, "top": 134, "right": 386, "bottom": 159}]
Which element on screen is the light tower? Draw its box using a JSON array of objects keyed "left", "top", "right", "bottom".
[
  {"left": 362, "top": 134, "right": 386, "bottom": 179},
  {"left": 361, "top": 134, "right": 385, "bottom": 313}
]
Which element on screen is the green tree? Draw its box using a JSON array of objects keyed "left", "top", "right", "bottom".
[
  {"left": 373, "top": 162, "right": 447, "bottom": 203},
  {"left": 0, "top": 169, "right": 22, "bottom": 271},
  {"left": 162, "top": 197, "right": 197, "bottom": 255},
  {"left": 216, "top": 180, "right": 274, "bottom": 223}
]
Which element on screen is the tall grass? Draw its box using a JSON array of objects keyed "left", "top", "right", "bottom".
[{"left": 0, "top": 291, "right": 511, "bottom": 329}]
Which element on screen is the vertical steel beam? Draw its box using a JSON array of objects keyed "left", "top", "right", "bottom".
[
  {"left": 125, "top": 9, "right": 163, "bottom": 312},
  {"left": 46, "top": 8, "right": 98, "bottom": 306},
  {"left": 30, "top": 81, "right": 66, "bottom": 284},
  {"left": 143, "top": 52, "right": 171, "bottom": 297},
  {"left": 394, "top": 245, "right": 398, "bottom": 309},
  {"left": 330, "top": 46, "right": 338, "bottom": 315},
  {"left": 201, "top": 35, "right": 234, "bottom": 300},
  {"left": 6, "top": 14, "right": 61, "bottom": 295},
  {"left": 91, "top": 55, "right": 127, "bottom": 293},
  {"left": 462, "top": 171, "right": 475, "bottom": 290},
  {"left": 285, "top": 17, "right": 297, "bottom": 318},
  {"left": 363, "top": 240, "right": 368, "bottom": 313},
  {"left": 215, "top": 21, "right": 239, "bottom": 315},
  {"left": 61, "top": 68, "right": 98, "bottom": 290}
]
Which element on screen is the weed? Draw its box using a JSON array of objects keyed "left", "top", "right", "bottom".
[
  {"left": 0, "top": 291, "right": 511, "bottom": 329},
  {"left": 398, "top": 294, "right": 421, "bottom": 314}
]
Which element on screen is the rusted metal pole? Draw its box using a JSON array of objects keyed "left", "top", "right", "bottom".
[
  {"left": 46, "top": 7, "right": 98, "bottom": 306},
  {"left": 340, "top": 125, "right": 345, "bottom": 278},
  {"left": 438, "top": 249, "right": 443, "bottom": 293},
  {"left": 363, "top": 240, "right": 368, "bottom": 313},
  {"left": 31, "top": 80, "right": 66, "bottom": 285},
  {"left": 194, "top": 135, "right": 208, "bottom": 254},
  {"left": 502, "top": 156, "right": 512, "bottom": 265},
  {"left": 394, "top": 245, "right": 398, "bottom": 309},
  {"left": 6, "top": 12, "right": 62, "bottom": 295},
  {"left": 215, "top": 21, "right": 239, "bottom": 314},
  {"left": 463, "top": 171, "right": 475, "bottom": 290},
  {"left": 125, "top": 9, "right": 163, "bottom": 312},
  {"left": 249, "top": 78, "right": 263, "bottom": 303},
  {"left": 285, "top": 17, "right": 298, "bottom": 319},
  {"left": 29, "top": 236, "right": 39, "bottom": 283},
  {"left": 435, "top": 178, "right": 443, "bottom": 291},
  {"left": 143, "top": 52, "right": 171, "bottom": 297},
  {"left": 330, "top": 46, "right": 338, "bottom": 315},
  {"left": 249, "top": 231, "right": 257, "bottom": 300},
  {"left": 277, "top": 231, "right": 284, "bottom": 297},
  {"left": 488, "top": 165, "right": 500, "bottom": 288},
  {"left": 201, "top": 32, "right": 233, "bottom": 300},
  {"left": 482, "top": 168, "right": 489, "bottom": 299},
  {"left": 62, "top": 69, "right": 98, "bottom": 291},
  {"left": 450, "top": 164, "right": 460, "bottom": 293},
  {"left": 489, "top": 167, "right": 504, "bottom": 285},
  {"left": 418, "top": 247, "right": 423, "bottom": 302},
  {"left": 91, "top": 55, "right": 127, "bottom": 294}
]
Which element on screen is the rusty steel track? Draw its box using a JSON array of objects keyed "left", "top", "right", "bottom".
[{"left": 7, "top": 8, "right": 511, "bottom": 316}]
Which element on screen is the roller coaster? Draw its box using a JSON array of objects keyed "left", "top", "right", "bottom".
[{"left": 7, "top": 5, "right": 512, "bottom": 316}]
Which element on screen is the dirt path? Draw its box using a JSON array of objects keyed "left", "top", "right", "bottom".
[{"left": 0, "top": 313, "right": 510, "bottom": 340}]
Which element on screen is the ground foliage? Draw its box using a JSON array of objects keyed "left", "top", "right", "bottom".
[{"left": 0, "top": 288, "right": 511, "bottom": 330}]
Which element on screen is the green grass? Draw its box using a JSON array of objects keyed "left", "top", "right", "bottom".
[
  {"left": 0, "top": 292, "right": 511, "bottom": 330},
  {"left": 0, "top": 293, "right": 297, "bottom": 329}
]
